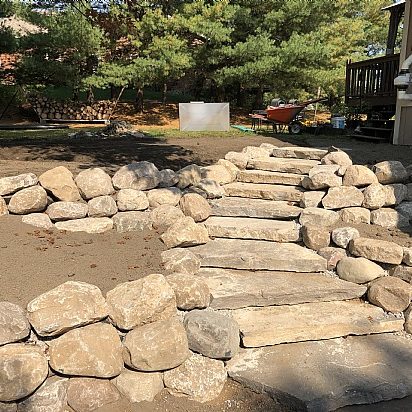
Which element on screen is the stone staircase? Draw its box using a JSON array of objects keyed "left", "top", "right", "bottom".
[{"left": 187, "top": 145, "right": 412, "bottom": 411}]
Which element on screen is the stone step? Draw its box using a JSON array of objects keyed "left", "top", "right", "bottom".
[
  {"left": 210, "top": 197, "right": 302, "bottom": 220},
  {"left": 237, "top": 170, "right": 304, "bottom": 186},
  {"left": 227, "top": 334, "right": 412, "bottom": 411},
  {"left": 247, "top": 158, "right": 319, "bottom": 174},
  {"left": 198, "top": 268, "right": 367, "bottom": 310},
  {"left": 189, "top": 239, "right": 327, "bottom": 272},
  {"left": 231, "top": 300, "right": 404, "bottom": 348},
  {"left": 204, "top": 216, "right": 301, "bottom": 242},
  {"left": 271, "top": 146, "right": 328, "bottom": 160},
  {"left": 224, "top": 182, "right": 305, "bottom": 202}
]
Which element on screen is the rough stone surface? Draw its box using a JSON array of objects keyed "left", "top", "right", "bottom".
[
  {"left": 55, "top": 217, "right": 113, "bottom": 234},
  {"left": 404, "top": 247, "right": 412, "bottom": 266},
  {"left": 18, "top": 376, "right": 68, "bottom": 412},
  {"left": 321, "top": 150, "right": 352, "bottom": 167},
  {"left": 247, "top": 158, "right": 319, "bottom": 174},
  {"left": 390, "top": 265, "right": 412, "bottom": 283},
  {"left": 343, "top": 165, "right": 377, "bottom": 187},
  {"left": 227, "top": 334, "right": 412, "bottom": 411},
  {"left": 163, "top": 353, "right": 227, "bottom": 403},
  {"left": 46, "top": 202, "right": 88, "bottom": 221},
  {"left": 302, "top": 173, "right": 342, "bottom": 190},
  {"left": 407, "top": 183, "right": 412, "bottom": 201},
  {"left": 161, "top": 217, "right": 209, "bottom": 248},
  {"left": 0, "top": 302, "right": 30, "bottom": 346},
  {"left": 336, "top": 257, "right": 385, "bottom": 284},
  {"left": 176, "top": 164, "right": 202, "bottom": 189},
  {"left": 370, "top": 208, "right": 410, "bottom": 228},
  {"left": 193, "top": 179, "right": 225, "bottom": 199},
  {"left": 8, "top": 186, "right": 48, "bottom": 215},
  {"left": 322, "top": 186, "right": 364, "bottom": 209},
  {"left": 205, "top": 216, "right": 301, "bottom": 242},
  {"left": 201, "top": 164, "right": 234, "bottom": 184},
  {"left": 211, "top": 197, "right": 302, "bottom": 220},
  {"left": 339, "top": 207, "right": 371, "bottom": 224},
  {"left": 116, "top": 189, "right": 149, "bottom": 211},
  {"left": 87, "top": 195, "right": 117, "bottom": 218},
  {"left": 217, "top": 159, "right": 239, "bottom": 181},
  {"left": 39, "top": 167, "right": 81, "bottom": 201},
  {"left": 318, "top": 247, "right": 347, "bottom": 270},
  {"left": 0, "top": 402, "right": 16, "bottom": 412},
  {"left": 112, "top": 211, "right": 151, "bottom": 232},
  {"left": 27, "top": 281, "right": 108, "bottom": 337},
  {"left": 190, "top": 239, "right": 327, "bottom": 273},
  {"left": 149, "top": 205, "right": 184, "bottom": 232},
  {"left": 396, "top": 201, "right": 412, "bottom": 219},
  {"left": 158, "top": 169, "right": 179, "bottom": 188},
  {"left": 147, "top": 187, "right": 182, "bottom": 208},
  {"left": 300, "top": 191, "right": 325, "bottom": 208},
  {"left": 112, "top": 162, "right": 161, "bottom": 191},
  {"left": 0, "top": 197, "right": 7, "bottom": 216},
  {"left": 179, "top": 193, "right": 211, "bottom": 222},
  {"left": 166, "top": 273, "right": 210, "bottom": 310},
  {"left": 224, "top": 152, "right": 248, "bottom": 169},
  {"left": 299, "top": 207, "right": 339, "bottom": 227},
  {"left": 67, "top": 378, "right": 120, "bottom": 412},
  {"left": 75, "top": 168, "right": 114, "bottom": 200},
  {"left": 123, "top": 317, "right": 190, "bottom": 372},
  {"left": 197, "top": 267, "right": 365, "bottom": 310},
  {"left": 242, "top": 146, "right": 270, "bottom": 158},
  {"left": 373, "top": 160, "right": 408, "bottom": 184},
  {"left": 384, "top": 183, "right": 408, "bottom": 206},
  {"left": 362, "top": 183, "right": 387, "bottom": 209},
  {"left": 21, "top": 213, "right": 53, "bottom": 229},
  {"left": 106, "top": 274, "right": 176, "bottom": 330},
  {"left": 184, "top": 310, "right": 239, "bottom": 360},
  {"left": 113, "top": 369, "right": 164, "bottom": 403},
  {"left": 232, "top": 300, "right": 403, "bottom": 347},
  {"left": 238, "top": 170, "right": 304, "bottom": 186},
  {"left": 405, "top": 305, "right": 412, "bottom": 334},
  {"left": 302, "top": 226, "right": 330, "bottom": 251},
  {"left": 349, "top": 237, "right": 404, "bottom": 265},
  {"left": 0, "top": 344, "right": 48, "bottom": 402},
  {"left": 272, "top": 146, "right": 327, "bottom": 160},
  {"left": 48, "top": 323, "right": 123, "bottom": 378},
  {"left": 0, "top": 173, "right": 38, "bottom": 196},
  {"left": 331, "top": 227, "right": 360, "bottom": 248},
  {"left": 367, "top": 276, "right": 412, "bottom": 312},
  {"left": 161, "top": 248, "right": 201, "bottom": 275}
]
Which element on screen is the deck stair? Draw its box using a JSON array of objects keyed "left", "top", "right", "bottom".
[{"left": 350, "top": 119, "right": 394, "bottom": 143}]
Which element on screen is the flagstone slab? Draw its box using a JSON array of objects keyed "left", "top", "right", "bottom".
[
  {"left": 227, "top": 334, "right": 412, "bottom": 411},
  {"left": 271, "top": 146, "right": 328, "bottom": 160},
  {"left": 189, "top": 239, "right": 327, "bottom": 272},
  {"left": 237, "top": 170, "right": 304, "bottom": 186},
  {"left": 197, "top": 268, "right": 367, "bottom": 309},
  {"left": 247, "top": 158, "right": 319, "bottom": 174}
]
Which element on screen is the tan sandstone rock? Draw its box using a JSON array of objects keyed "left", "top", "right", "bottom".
[
  {"left": 373, "top": 160, "right": 408, "bottom": 184},
  {"left": 0, "top": 302, "right": 30, "bottom": 346},
  {"left": 339, "top": 207, "right": 371, "bottom": 224},
  {"left": 389, "top": 265, "right": 412, "bottom": 284},
  {"left": 342, "top": 165, "right": 377, "bottom": 187},
  {"left": 384, "top": 184, "right": 408, "bottom": 206},
  {"left": 302, "top": 173, "right": 341, "bottom": 190},
  {"left": 147, "top": 187, "right": 182, "bottom": 208},
  {"left": 55, "top": 217, "right": 113, "bottom": 234},
  {"left": 116, "top": 189, "right": 149, "bottom": 211},
  {"left": 331, "top": 227, "right": 360, "bottom": 248},
  {"left": 21, "top": 213, "right": 53, "bottom": 229},
  {"left": 161, "top": 248, "right": 201, "bottom": 275},
  {"left": 112, "top": 211, "right": 151, "bottom": 232},
  {"left": 0, "top": 197, "right": 7, "bottom": 216},
  {"left": 403, "top": 247, "right": 412, "bottom": 266},
  {"left": 349, "top": 237, "right": 404, "bottom": 265},
  {"left": 224, "top": 152, "right": 248, "bottom": 169},
  {"left": 179, "top": 193, "right": 212, "bottom": 222},
  {"left": 112, "top": 162, "right": 161, "bottom": 191},
  {"left": 302, "top": 226, "right": 330, "bottom": 251},
  {"left": 318, "top": 247, "right": 347, "bottom": 270},
  {"left": 106, "top": 274, "right": 176, "bottom": 330},
  {"left": 46, "top": 202, "right": 88, "bottom": 221},
  {"left": 176, "top": 164, "right": 202, "bottom": 189},
  {"left": 87, "top": 196, "right": 117, "bottom": 217},
  {"left": 217, "top": 159, "right": 239, "bottom": 181},
  {"left": 201, "top": 164, "right": 234, "bottom": 184},
  {"left": 193, "top": 179, "right": 225, "bottom": 199},
  {"left": 8, "top": 186, "right": 48, "bottom": 214},
  {"left": 362, "top": 183, "right": 387, "bottom": 210},
  {"left": 75, "top": 168, "right": 114, "bottom": 200},
  {"left": 39, "top": 167, "right": 81, "bottom": 201},
  {"left": 299, "top": 207, "right": 339, "bottom": 227},
  {"left": 300, "top": 191, "right": 325, "bottom": 208},
  {"left": 0, "top": 173, "right": 38, "bottom": 196},
  {"left": 160, "top": 217, "right": 209, "bottom": 248},
  {"left": 322, "top": 186, "right": 364, "bottom": 209},
  {"left": 321, "top": 151, "right": 352, "bottom": 167},
  {"left": 336, "top": 257, "right": 385, "bottom": 284},
  {"left": 370, "top": 208, "right": 410, "bottom": 228},
  {"left": 149, "top": 205, "right": 184, "bottom": 233},
  {"left": 405, "top": 305, "right": 412, "bottom": 334}
]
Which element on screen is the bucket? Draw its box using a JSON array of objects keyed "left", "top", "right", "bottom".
[{"left": 331, "top": 116, "right": 345, "bottom": 129}]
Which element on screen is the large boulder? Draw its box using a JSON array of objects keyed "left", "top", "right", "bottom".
[
  {"left": 193, "top": 179, "right": 225, "bottom": 199},
  {"left": 112, "top": 369, "right": 164, "bottom": 403},
  {"left": 150, "top": 205, "right": 185, "bottom": 233},
  {"left": 39, "top": 167, "right": 81, "bottom": 201},
  {"left": 349, "top": 237, "right": 404, "bottom": 265},
  {"left": 299, "top": 208, "right": 339, "bottom": 227},
  {"left": 116, "top": 189, "right": 149, "bottom": 211},
  {"left": 0, "top": 173, "right": 38, "bottom": 196},
  {"left": 8, "top": 186, "right": 48, "bottom": 215},
  {"left": 147, "top": 187, "right": 182, "bottom": 208},
  {"left": 87, "top": 195, "right": 117, "bottom": 217},
  {"left": 336, "top": 257, "right": 385, "bottom": 284},
  {"left": 217, "top": 159, "right": 239, "bottom": 181},
  {"left": 342, "top": 165, "right": 377, "bottom": 187},
  {"left": 389, "top": 265, "right": 412, "bottom": 284},
  {"left": 160, "top": 217, "right": 209, "bottom": 248},
  {"left": 48, "top": 323, "right": 123, "bottom": 378},
  {"left": 384, "top": 184, "right": 408, "bottom": 206},
  {"left": 184, "top": 310, "right": 239, "bottom": 360},
  {"left": 112, "top": 162, "right": 161, "bottom": 191},
  {"left": 21, "top": 213, "right": 53, "bottom": 229},
  {"left": 201, "top": 165, "right": 235, "bottom": 185},
  {"left": 75, "top": 168, "right": 114, "bottom": 200},
  {"left": 163, "top": 353, "right": 227, "bottom": 403},
  {"left": 370, "top": 208, "right": 410, "bottom": 229},
  {"left": 0, "top": 344, "right": 48, "bottom": 402},
  {"left": 106, "top": 274, "right": 176, "bottom": 330},
  {"left": 373, "top": 161, "right": 408, "bottom": 184},
  {"left": 55, "top": 217, "right": 113, "bottom": 234},
  {"left": 302, "top": 226, "right": 330, "bottom": 251},
  {"left": 112, "top": 211, "right": 151, "bottom": 232},
  {"left": 302, "top": 173, "right": 341, "bottom": 190},
  {"left": 27, "top": 281, "right": 108, "bottom": 337},
  {"left": 161, "top": 248, "right": 201, "bottom": 275},
  {"left": 362, "top": 184, "right": 387, "bottom": 210},
  {"left": 0, "top": 302, "right": 30, "bottom": 346},
  {"left": 158, "top": 169, "right": 179, "bottom": 188},
  {"left": 321, "top": 151, "right": 352, "bottom": 167},
  {"left": 166, "top": 273, "right": 210, "bottom": 310},
  {"left": 339, "top": 207, "right": 371, "bottom": 224},
  {"left": 300, "top": 191, "right": 325, "bottom": 208},
  {"left": 224, "top": 152, "right": 248, "bottom": 169},
  {"left": 331, "top": 227, "right": 360, "bottom": 248},
  {"left": 179, "top": 193, "right": 211, "bottom": 222},
  {"left": 322, "top": 186, "right": 364, "bottom": 210},
  {"left": 46, "top": 201, "right": 88, "bottom": 221},
  {"left": 176, "top": 164, "right": 202, "bottom": 189},
  {"left": 367, "top": 277, "right": 412, "bottom": 312},
  {"left": 123, "top": 317, "right": 190, "bottom": 371}
]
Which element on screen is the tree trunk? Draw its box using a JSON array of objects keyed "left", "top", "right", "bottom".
[
  {"left": 253, "top": 86, "right": 264, "bottom": 109},
  {"left": 162, "top": 83, "right": 167, "bottom": 106},
  {"left": 135, "top": 85, "right": 144, "bottom": 113},
  {"left": 86, "top": 86, "right": 94, "bottom": 104}
]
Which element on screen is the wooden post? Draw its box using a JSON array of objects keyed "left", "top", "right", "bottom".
[{"left": 393, "top": 0, "right": 412, "bottom": 145}]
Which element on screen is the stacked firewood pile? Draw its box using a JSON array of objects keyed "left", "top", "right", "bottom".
[{"left": 29, "top": 96, "right": 115, "bottom": 121}]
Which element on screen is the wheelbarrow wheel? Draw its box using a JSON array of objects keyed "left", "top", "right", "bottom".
[{"left": 288, "top": 122, "right": 303, "bottom": 135}]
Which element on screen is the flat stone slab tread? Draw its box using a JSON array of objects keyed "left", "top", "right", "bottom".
[
  {"left": 224, "top": 182, "right": 305, "bottom": 202},
  {"left": 198, "top": 268, "right": 367, "bottom": 309},
  {"left": 189, "top": 238, "right": 327, "bottom": 272},
  {"left": 237, "top": 170, "right": 304, "bottom": 186},
  {"left": 227, "top": 334, "right": 412, "bottom": 411},
  {"left": 232, "top": 300, "right": 404, "bottom": 347},
  {"left": 210, "top": 197, "right": 302, "bottom": 220},
  {"left": 204, "top": 216, "right": 301, "bottom": 242},
  {"left": 247, "top": 158, "right": 319, "bottom": 174},
  {"left": 271, "top": 146, "right": 328, "bottom": 160}
]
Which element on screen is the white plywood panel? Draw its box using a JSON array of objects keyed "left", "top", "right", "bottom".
[{"left": 179, "top": 103, "right": 230, "bottom": 131}]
